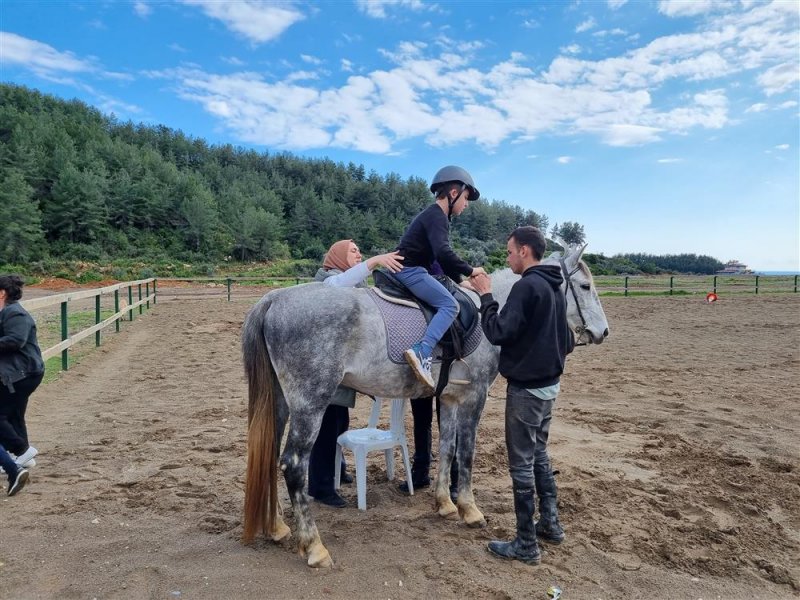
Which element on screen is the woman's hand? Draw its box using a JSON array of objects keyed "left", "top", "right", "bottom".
[{"left": 366, "top": 251, "right": 404, "bottom": 273}]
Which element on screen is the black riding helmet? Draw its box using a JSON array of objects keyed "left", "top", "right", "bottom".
[
  {"left": 430, "top": 165, "right": 480, "bottom": 201},
  {"left": 430, "top": 166, "right": 480, "bottom": 220}
]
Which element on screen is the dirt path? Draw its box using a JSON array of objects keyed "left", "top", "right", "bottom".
[{"left": 3, "top": 294, "right": 799, "bottom": 599}]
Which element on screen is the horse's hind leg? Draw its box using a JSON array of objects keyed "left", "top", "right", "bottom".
[
  {"left": 270, "top": 390, "right": 291, "bottom": 542},
  {"left": 281, "top": 410, "right": 332, "bottom": 568}
]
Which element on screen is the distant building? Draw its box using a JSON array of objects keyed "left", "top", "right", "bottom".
[{"left": 717, "top": 260, "right": 751, "bottom": 275}]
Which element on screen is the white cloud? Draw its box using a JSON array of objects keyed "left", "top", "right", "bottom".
[
  {"left": 658, "top": 0, "right": 733, "bottom": 18},
  {"left": 87, "top": 19, "right": 107, "bottom": 30},
  {"left": 778, "top": 100, "right": 798, "bottom": 109},
  {"left": 526, "top": 154, "right": 539, "bottom": 159},
  {"left": 593, "top": 28, "right": 627, "bottom": 37},
  {"left": 301, "top": 54, "right": 322, "bottom": 65},
  {"left": 745, "top": 102, "right": 768, "bottom": 112},
  {"left": 560, "top": 44, "right": 581, "bottom": 55},
  {"left": 355, "top": 0, "right": 428, "bottom": 19},
  {"left": 222, "top": 56, "right": 245, "bottom": 66},
  {"left": 757, "top": 61, "right": 799, "bottom": 96},
  {"left": 169, "top": 43, "right": 188, "bottom": 53},
  {"left": 522, "top": 19, "right": 540, "bottom": 29},
  {"left": 149, "top": 2, "right": 797, "bottom": 154},
  {"left": 775, "top": 143, "right": 789, "bottom": 150},
  {"left": 180, "top": 0, "right": 304, "bottom": 44},
  {"left": 575, "top": 17, "right": 596, "bottom": 33},
  {"left": 0, "top": 32, "right": 96, "bottom": 75},
  {"left": 133, "top": 2, "right": 152, "bottom": 18},
  {"left": 608, "top": 0, "right": 629, "bottom": 8},
  {"left": 657, "top": 157, "right": 684, "bottom": 163},
  {"left": 557, "top": 156, "right": 573, "bottom": 164},
  {"left": 598, "top": 124, "right": 663, "bottom": 146}
]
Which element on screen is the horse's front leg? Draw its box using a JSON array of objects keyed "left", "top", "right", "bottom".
[
  {"left": 281, "top": 414, "right": 332, "bottom": 568},
  {"left": 454, "top": 404, "right": 486, "bottom": 528},
  {"left": 434, "top": 401, "right": 458, "bottom": 519}
]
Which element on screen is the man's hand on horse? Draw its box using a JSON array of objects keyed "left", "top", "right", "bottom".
[
  {"left": 470, "top": 266, "right": 487, "bottom": 278},
  {"left": 367, "top": 251, "right": 405, "bottom": 272},
  {"left": 471, "top": 272, "right": 492, "bottom": 295}
]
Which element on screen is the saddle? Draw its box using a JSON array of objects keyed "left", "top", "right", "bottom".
[{"left": 372, "top": 269, "right": 479, "bottom": 372}]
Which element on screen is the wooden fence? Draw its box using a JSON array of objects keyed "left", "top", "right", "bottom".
[
  {"left": 592, "top": 274, "right": 799, "bottom": 296},
  {"left": 21, "top": 278, "right": 156, "bottom": 372}
]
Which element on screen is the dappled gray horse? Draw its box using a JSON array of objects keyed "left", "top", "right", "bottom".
[{"left": 242, "top": 241, "right": 608, "bottom": 567}]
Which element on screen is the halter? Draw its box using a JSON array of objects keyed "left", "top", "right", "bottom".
[{"left": 559, "top": 257, "right": 588, "bottom": 346}]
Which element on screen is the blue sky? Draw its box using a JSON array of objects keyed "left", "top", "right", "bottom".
[{"left": 2, "top": 0, "right": 798, "bottom": 270}]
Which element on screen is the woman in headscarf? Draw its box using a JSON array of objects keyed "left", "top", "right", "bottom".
[{"left": 307, "top": 241, "right": 403, "bottom": 507}]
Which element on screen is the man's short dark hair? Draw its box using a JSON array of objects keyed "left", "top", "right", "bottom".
[{"left": 508, "top": 226, "right": 546, "bottom": 261}]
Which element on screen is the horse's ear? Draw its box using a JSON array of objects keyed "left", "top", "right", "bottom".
[
  {"left": 564, "top": 241, "right": 588, "bottom": 266},
  {"left": 551, "top": 235, "right": 567, "bottom": 251}
]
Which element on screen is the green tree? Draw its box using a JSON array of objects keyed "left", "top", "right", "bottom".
[{"left": 0, "top": 169, "right": 46, "bottom": 262}]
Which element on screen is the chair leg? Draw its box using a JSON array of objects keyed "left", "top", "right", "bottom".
[
  {"left": 400, "top": 442, "right": 414, "bottom": 496},
  {"left": 334, "top": 444, "right": 343, "bottom": 490},
  {"left": 356, "top": 448, "right": 368, "bottom": 511},
  {"left": 385, "top": 448, "right": 395, "bottom": 481}
]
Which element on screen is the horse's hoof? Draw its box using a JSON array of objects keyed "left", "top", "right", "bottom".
[
  {"left": 306, "top": 541, "right": 333, "bottom": 569},
  {"left": 458, "top": 503, "right": 487, "bottom": 528},
  {"left": 270, "top": 519, "right": 291, "bottom": 542},
  {"left": 437, "top": 498, "right": 458, "bottom": 519}
]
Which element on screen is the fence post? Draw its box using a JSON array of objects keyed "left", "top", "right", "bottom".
[
  {"left": 227, "top": 278, "right": 232, "bottom": 302},
  {"left": 95, "top": 294, "right": 101, "bottom": 347},
  {"left": 146, "top": 282, "right": 150, "bottom": 309},
  {"left": 669, "top": 276, "right": 674, "bottom": 296},
  {"left": 138, "top": 284, "right": 143, "bottom": 314},
  {"left": 755, "top": 275, "right": 759, "bottom": 294},
  {"left": 61, "top": 300, "right": 69, "bottom": 371},
  {"left": 128, "top": 286, "right": 134, "bottom": 321},
  {"left": 114, "top": 290, "right": 120, "bottom": 332},
  {"left": 153, "top": 279, "right": 158, "bottom": 304},
  {"left": 713, "top": 275, "right": 717, "bottom": 294},
  {"left": 296, "top": 277, "right": 300, "bottom": 286},
  {"left": 624, "top": 276, "right": 629, "bottom": 297}
]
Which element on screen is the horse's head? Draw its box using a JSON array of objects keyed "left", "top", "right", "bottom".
[{"left": 550, "top": 237, "right": 609, "bottom": 345}]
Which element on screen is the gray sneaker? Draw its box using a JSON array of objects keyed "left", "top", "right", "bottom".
[
  {"left": 8, "top": 468, "right": 29, "bottom": 496},
  {"left": 404, "top": 343, "right": 435, "bottom": 390}
]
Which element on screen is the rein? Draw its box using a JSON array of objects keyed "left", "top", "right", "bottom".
[{"left": 559, "top": 257, "right": 588, "bottom": 347}]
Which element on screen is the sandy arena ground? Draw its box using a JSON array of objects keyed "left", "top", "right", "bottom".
[{"left": 3, "top": 291, "right": 799, "bottom": 599}]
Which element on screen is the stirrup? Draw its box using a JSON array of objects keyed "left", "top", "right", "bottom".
[{"left": 448, "top": 359, "right": 471, "bottom": 385}]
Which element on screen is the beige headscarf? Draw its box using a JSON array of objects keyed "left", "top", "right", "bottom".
[{"left": 323, "top": 239, "right": 354, "bottom": 272}]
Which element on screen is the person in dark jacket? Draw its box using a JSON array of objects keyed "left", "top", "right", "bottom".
[
  {"left": 471, "top": 226, "right": 575, "bottom": 565},
  {"left": 0, "top": 275, "right": 44, "bottom": 469},
  {"left": 395, "top": 166, "right": 486, "bottom": 391}
]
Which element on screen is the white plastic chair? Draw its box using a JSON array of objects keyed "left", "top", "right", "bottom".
[{"left": 335, "top": 398, "right": 413, "bottom": 511}]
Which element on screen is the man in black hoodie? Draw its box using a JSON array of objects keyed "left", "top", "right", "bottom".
[{"left": 471, "top": 226, "right": 574, "bottom": 565}]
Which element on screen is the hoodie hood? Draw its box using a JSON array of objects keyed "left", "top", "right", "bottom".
[{"left": 524, "top": 264, "right": 563, "bottom": 290}]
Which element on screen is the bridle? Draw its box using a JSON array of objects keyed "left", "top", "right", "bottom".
[{"left": 559, "top": 257, "right": 589, "bottom": 346}]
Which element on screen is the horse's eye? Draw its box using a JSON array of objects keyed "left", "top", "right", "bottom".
[{"left": 580, "top": 283, "right": 591, "bottom": 291}]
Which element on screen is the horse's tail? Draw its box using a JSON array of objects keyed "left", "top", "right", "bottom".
[{"left": 242, "top": 297, "right": 278, "bottom": 544}]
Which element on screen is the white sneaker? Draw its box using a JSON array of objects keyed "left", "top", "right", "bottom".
[
  {"left": 14, "top": 446, "right": 38, "bottom": 467},
  {"left": 20, "top": 458, "right": 36, "bottom": 468}
]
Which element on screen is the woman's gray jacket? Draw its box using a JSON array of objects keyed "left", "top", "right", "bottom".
[{"left": 0, "top": 301, "right": 45, "bottom": 392}]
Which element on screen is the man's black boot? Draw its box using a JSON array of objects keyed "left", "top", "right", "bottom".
[
  {"left": 535, "top": 469, "right": 565, "bottom": 544},
  {"left": 487, "top": 487, "right": 541, "bottom": 565}
]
